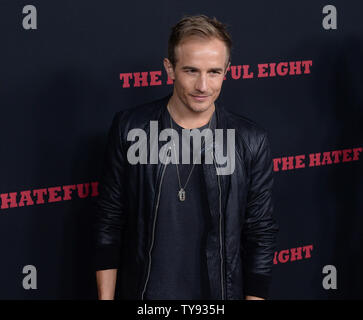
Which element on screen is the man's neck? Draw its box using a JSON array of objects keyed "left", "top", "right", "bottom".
[{"left": 167, "top": 94, "right": 215, "bottom": 129}]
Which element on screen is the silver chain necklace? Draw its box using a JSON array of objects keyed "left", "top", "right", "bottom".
[{"left": 167, "top": 103, "right": 214, "bottom": 202}]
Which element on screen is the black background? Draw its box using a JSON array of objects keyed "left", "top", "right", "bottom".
[{"left": 0, "top": 0, "right": 362, "bottom": 299}]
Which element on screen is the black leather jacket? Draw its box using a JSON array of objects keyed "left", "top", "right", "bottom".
[{"left": 93, "top": 92, "right": 279, "bottom": 300}]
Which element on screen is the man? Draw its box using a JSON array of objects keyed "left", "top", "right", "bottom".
[{"left": 93, "top": 14, "right": 278, "bottom": 300}]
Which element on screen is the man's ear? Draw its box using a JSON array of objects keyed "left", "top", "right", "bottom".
[{"left": 163, "top": 58, "right": 175, "bottom": 80}]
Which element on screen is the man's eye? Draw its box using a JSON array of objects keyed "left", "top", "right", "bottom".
[{"left": 187, "top": 70, "right": 196, "bottom": 73}]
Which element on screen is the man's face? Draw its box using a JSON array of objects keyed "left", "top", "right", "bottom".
[{"left": 164, "top": 36, "right": 230, "bottom": 113}]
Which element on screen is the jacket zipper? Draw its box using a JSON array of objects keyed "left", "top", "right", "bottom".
[
  {"left": 141, "top": 147, "right": 171, "bottom": 300},
  {"left": 212, "top": 151, "right": 226, "bottom": 300}
]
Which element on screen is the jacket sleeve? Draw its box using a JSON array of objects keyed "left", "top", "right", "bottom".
[
  {"left": 93, "top": 111, "right": 127, "bottom": 271},
  {"left": 242, "top": 132, "right": 279, "bottom": 299}
]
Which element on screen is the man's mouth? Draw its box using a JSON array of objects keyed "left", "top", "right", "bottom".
[{"left": 191, "top": 95, "right": 209, "bottom": 101}]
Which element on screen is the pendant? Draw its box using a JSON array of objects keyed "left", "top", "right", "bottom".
[{"left": 178, "top": 188, "right": 186, "bottom": 201}]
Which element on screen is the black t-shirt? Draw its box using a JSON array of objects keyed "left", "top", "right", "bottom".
[{"left": 144, "top": 107, "right": 216, "bottom": 300}]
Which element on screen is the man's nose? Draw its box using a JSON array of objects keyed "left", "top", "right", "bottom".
[{"left": 195, "top": 74, "right": 208, "bottom": 92}]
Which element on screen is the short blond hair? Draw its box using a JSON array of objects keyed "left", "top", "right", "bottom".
[{"left": 168, "top": 14, "right": 232, "bottom": 68}]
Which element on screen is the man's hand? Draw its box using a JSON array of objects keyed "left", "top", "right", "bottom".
[{"left": 245, "top": 295, "right": 265, "bottom": 300}]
